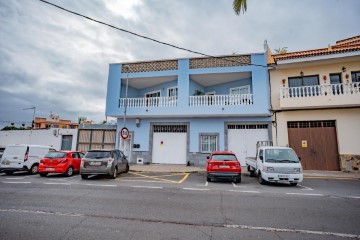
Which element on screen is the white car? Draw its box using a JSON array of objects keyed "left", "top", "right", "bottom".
[{"left": 0, "top": 144, "right": 56, "bottom": 175}]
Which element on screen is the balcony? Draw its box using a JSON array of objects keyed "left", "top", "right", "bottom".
[
  {"left": 279, "top": 83, "right": 360, "bottom": 109},
  {"left": 119, "top": 96, "right": 177, "bottom": 108},
  {"left": 189, "top": 94, "right": 253, "bottom": 106}
]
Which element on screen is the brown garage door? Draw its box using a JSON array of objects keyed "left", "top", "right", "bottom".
[{"left": 288, "top": 121, "right": 340, "bottom": 171}]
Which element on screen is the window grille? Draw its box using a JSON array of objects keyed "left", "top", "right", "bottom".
[
  {"left": 153, "top": 125, "right": 187, "bottom": 133},
  {"left": 228, "top": 124, "right": 268, "bottom": 129}
]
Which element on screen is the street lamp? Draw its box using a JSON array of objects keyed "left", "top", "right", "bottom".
[
  {"left": 123, "top": 65, "right": 130, "bottom": 127},
  {"left": 23, "top": 106, "right": 36, "bottom": 129}
]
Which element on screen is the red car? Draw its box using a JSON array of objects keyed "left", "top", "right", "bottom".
[
  {"left": 38, "top": 151, "right": 84, "bottom": 177},
  {"left": 206, "top": 151, "right": 241, "bottom": 183}
]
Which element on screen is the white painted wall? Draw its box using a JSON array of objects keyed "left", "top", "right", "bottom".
[
  {"left": 272, "top": 108, "right": 360, "bottom": 155},
  {"left": 0, "top": 129, "right": 78, "bottom": 150}
]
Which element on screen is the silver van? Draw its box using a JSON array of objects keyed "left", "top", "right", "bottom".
[
  {"left": 80, "top": 149, "right": 129, "bottom": 179},
  {"left": 0, "top": 144, "right": 56, "bottom": 175}
]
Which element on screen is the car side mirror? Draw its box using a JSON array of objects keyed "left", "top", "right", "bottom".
[
  {"left": 206, "top": 156, "right": 210, "bottom": 160},
  {"left": 298, "top": 157, "right": 301, "bottom": 161},
  {"left": 259, "top": 156, "right": 263, "bottom": 161}
]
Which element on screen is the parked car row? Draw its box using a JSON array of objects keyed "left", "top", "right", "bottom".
[{"left": 0, "top": 144, "right": 129, "bottom": 179}]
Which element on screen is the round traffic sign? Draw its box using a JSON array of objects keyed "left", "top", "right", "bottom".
[{"left": 120, "top": 127, "right": 129, "bottom": 139}]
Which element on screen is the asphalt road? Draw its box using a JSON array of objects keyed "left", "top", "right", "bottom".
[{"left": 0, "top": 171, "right": 359, "bottom": 240}]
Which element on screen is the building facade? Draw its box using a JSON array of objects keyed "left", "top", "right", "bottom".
[
  {"left": 269, "top": 36, "right": 360, "bottom": 172},
  {"left": 106, "top": 52, "right": 271, "bottom": 166},
  {"left": 34, "top": 114, "right": 79, "bottom": 129}
]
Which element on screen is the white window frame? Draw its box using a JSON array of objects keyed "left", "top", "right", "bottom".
[
  {"left": 167, "top": 87, "right": 178, "bottom": 98},
  {"left": 230, "top": 85, "right": 250, "bottom": 94},
  {"left": 145, "top": 90, "right": 161, "bottom": 98},
  {"left": 200, "top": 133, "right": 219, "bottom": 153}
]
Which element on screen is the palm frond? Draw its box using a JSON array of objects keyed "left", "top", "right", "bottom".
[{"left": 233, "top": 0, "right": 247, "bottom": 15}]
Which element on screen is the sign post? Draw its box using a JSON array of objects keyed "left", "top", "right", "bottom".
[{"left": 120, "top": 127, "right": 129, "bottom": 140}]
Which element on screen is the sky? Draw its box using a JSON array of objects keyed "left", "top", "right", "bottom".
[{"left": 0, "top": 0, "right": 359, "bottom": 128}]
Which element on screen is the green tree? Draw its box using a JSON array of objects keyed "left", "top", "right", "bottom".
[
  {"left": 274, "top": 47, "right": 288, "bottom": 54},
  {"left": 233, "top": 0, "right": 247, "bottom": 15}
]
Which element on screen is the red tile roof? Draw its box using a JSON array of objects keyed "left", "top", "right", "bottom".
[{"left": 270, "top": 35, "right": 360, "bottom": 63}]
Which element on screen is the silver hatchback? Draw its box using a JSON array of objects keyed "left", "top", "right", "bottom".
[{"left": 80, "top": 150, "right": 129, "bottom": 179}]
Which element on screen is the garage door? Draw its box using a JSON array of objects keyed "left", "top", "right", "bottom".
[
  {"left": 228, "top": 124, "right": 269, "bottom": 166},
  {"left": 152, "top": 125, "right": 187, "bottom": 164},
  {"left": 288, "top": 121, "right": 339, "bottom": 171}
]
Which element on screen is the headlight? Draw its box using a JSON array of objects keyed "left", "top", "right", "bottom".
[
  {"left": 293, "top": 168, "right": 301, "bottom": 173},
  {"left": 265, "top": 167, "right": 274, "bottom": 172}
]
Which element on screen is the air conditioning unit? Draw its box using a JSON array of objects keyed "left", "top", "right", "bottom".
[
  {"left": 136, "top": 157, "right": 144, "bottom": 164},
  {"left": 53, "top": 129, "right": 59, "bottom": 137}
]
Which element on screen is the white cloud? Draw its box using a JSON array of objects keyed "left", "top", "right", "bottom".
[{"left": 104, "top": 0, "right": 141, "bottom": 20}]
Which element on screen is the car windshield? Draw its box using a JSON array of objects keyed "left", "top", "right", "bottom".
[
  {"left": 211, "top": 154, "right": 237, "bottom": 161},
  {"left": 265, "top": 149, "right": 299, "bottom": 163},
  {"left": 44, "top": 152, "right": 66, "bottom": 158},
  {"left": 85, "top": 151, "right": 111, "bottom": 159}
]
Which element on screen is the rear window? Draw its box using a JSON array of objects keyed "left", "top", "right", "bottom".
[
  {"left": 211, "top": 154, "right": 237, "bottom": 161},
  {"left": 4, "top": 146, "right": 27, "bottom": 155},
  {"left": 85, "top": 151, "right": 111, "bottom": 159},
  {"left": 44, "top": 152, "right": 66, "bottom": 158}
]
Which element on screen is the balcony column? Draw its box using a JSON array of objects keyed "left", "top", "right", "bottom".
[{"left": 178, "top": 59, "right": 190, "bottom": 108}]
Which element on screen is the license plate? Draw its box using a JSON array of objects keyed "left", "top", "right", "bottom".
[
  {"left": 90, "top": 162, "right": 101, "bottom": 166},
  {"left": 279, "top": 174, "right": 290, "bottom": 178},
  {"left": 219, "top": 165, "right": 230, "bottom": 168},
  {"left": 45, "top": 168, "right": 54, "bottom": 171}
]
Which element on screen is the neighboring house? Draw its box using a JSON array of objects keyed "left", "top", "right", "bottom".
[
  {"left": 34, "top": 114, "right": 83, "bottom": 129},
  {"left": 0, "top": 128, "right": 78, "bottom": 150},
  {"left": 106, "top": 50, "right": 271, "bottom": 166},
  {"left": 268, "top": 35, "right": 360, "bottom": 172}
]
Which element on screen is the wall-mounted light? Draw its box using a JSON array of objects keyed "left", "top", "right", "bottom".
[
  {"left": 135, "top": 118, "right": 141, "bottom": 128},
  {"left": 282, "top": 79, "right": 286, "bottom": 86},
  {"left": 345, "top": 73, "right": 350, "bottom": 83},
  {"left": 323, "top": 75, "right": 327, "bottom": 84},
  {"left": 342, "top": 66, "right": 346, "bottom": 72},
  {"left": 300, "top": 71, "right": 304, "bottom": 77}
]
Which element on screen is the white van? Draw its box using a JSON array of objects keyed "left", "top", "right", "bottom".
[{"left": 0, "top": 144, "right": 56, "bottom": 175}]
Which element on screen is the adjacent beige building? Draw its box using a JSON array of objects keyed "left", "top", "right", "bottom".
[{"left": 268, "top": 36, "right": 360, "bottom": 172}]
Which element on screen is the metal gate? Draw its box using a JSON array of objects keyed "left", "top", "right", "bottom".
[
  {"left": 287, "top": 121, "right": 340, "bottom": 171},
  {"left": 77, "top": 127, "right": 116, "bottom": 152}
]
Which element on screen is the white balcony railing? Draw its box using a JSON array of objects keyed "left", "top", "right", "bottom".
[
  {"left": 189, "top": 94, "right": 253, "bottom": 106},
  {"left": 119, "top": 96, "right": 177, "bottom": 108},
  {"left": 280, "top": 83, "right": 360, "bottom": 99}
]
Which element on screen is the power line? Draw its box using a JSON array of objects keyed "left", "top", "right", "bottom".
[{"left": 38, "top": 0, "right": 267, "bottom": 68}]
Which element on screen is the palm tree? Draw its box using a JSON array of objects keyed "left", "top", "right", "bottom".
[
  {"left": 233, "top": 0, "right": 247, "bottom": 15},
  {"left": 274, "top": 47, "right": 288, "bottom": 54}
]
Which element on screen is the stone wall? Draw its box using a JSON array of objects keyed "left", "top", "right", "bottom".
[{"left": 340, "top": 154, "right": 360, "bottom": 172}]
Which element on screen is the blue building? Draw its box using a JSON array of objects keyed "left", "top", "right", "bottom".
[{"left": 106, "top": 50, "right": 271, "bottom": 166}]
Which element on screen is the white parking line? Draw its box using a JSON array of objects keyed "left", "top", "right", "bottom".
[
  {"left": 84, "top": 184, "right": 117, "bottom": 187},
  {"left": 48, "top": 179, "right": 68, "bottom": 181},
  {"left": 228, "top": 190, "right": 261, "bottom": 193},
  {"left": 196, "top": 181, "right": 208, "bottom": 187},
  {"left": 5, "top": 178, "right": 26, "bottom": 180},
  {"left": 2, "top": 181, "right": 31, "bottom": 184},
  {"left": 232, "top": 182, "right": 245, "bottom": 188},
  {"left": 43, "top": 182, "right": 71, "bottom": 185},
  {"left": 298, "top": 184, "right": 314, "bottom": 191},
  {"left": 183, "top": 188, "right": 210, "bottom": 191},
  {"left": 348, "top": 196, "right": 360, "bottom": 199},
  {"left": 286, "top": 193, "right": 323, "bottom": 196},
  {"left": 131, "top": 186, "right": 163, "bottom": 189}
]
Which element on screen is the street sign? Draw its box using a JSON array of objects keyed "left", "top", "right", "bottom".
[{"left": 120, "top": 127, "right": 129, "bottom": 139}]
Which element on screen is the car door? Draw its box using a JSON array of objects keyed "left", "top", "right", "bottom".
[
  {"left": 71, "top": 152, "right": 81, "bottom": 172},
  {"left": 116, "top": 150, "right": 126, "bottom": 172}
]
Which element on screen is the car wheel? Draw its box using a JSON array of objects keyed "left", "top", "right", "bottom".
[
  {"left": 81, "top": 174, "right": 88, "bottom": 180},
  {"left": 65, "top": 167, "right": 74, "bottom": 177},
  {"left": 258, "top": 171, "right": 266, "bottom": 185},
  {"left": 29, "top": 164, "right": 39, "bottom": 175},
  {"left": 234, "top": 177, "right": 241, "bottom": 183},
  {"left": 39, "top": 173, "right": 48, "bottom": 177},
  {"left": 5, "top": 171, "right": 14, "bottom": 175},
  {"left": 124, "top": 164, "right": 129, "bottom": 173},
  {"left": 207, "top": 177, "right": 211, "bottom": 182},
  {"left": 110, "top": 167, "right": 117, "bottom": 179},
  {"left": 290, "top": 183, "right": 298, "bottom": 186},
  {"left": 249, "top": 170, "right": 255, "bottom": 177}
]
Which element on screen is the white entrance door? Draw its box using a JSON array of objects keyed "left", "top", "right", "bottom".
[
  {"left": 119, "top": 133, "right": 132, "bottom": 162},
  {"left": 228, "top": 127, "right": 268, "bottom": 166},
  {"left": 152, "top": 132, "right": 186, "bottom": 164}
]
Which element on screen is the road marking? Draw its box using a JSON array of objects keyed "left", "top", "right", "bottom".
[
  {"left": 348, "top": 196, "right": 360, "bottom": 199},
  {"left": 196, "top": 181, "right": 208, "bottom": 187},
  {"left": 0, "top": 208, "right": 84, "bottom": 217},
  {"left": 84, "top": 183, "right": 117, "bottom": 187},
  {"left": 228, "top": 190, "right": 260, "bottom": 194},
  {"left": 118, "top": 179, "right": 170, "bottom": 183},
  {"left": 178, "top": 173, "right": 190, "bottom": 183},
  {"left": 43, "top": 183, "right": 71, "bottom": 185},
  {"left": 2, "top": 181, "right": 31, "bottom": 184},
  {"left": 129, "top": 172, "right": 180, "bottom": 184},
  {"left": 224, "top": 224, "right": 360, "bottom": 239},
  {"left": 48, "top": 179, "right": 68, "bottom": 181},
  {"left": 298, "top": 184, "right": 314, "bottom": 191},
  {"left": 304, "top": 176, "right": 359, "bottom": 180},
  {"left": 5, "top": 178, "right": 26, "bottom": 180},
  {"left": 232, "top": 182, "right": 245, "bottom": 188},
  {"left": 286, "top": 193, "right": 323, "bottom": 196},
  {"left": 182, "top": 188, "right": 210, "bottom": 191},
  {"left": 131, "top": 186, "right": 163, "bottom": 189}
]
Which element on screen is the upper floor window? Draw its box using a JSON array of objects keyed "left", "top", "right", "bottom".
[
  {"left": 288, "top": 75, "right": 319, "bottom": 88},
  {"left": 351, "top": 71, "right": 360, "bottom": 83},
  {"left": 230, "top": 85, "right": 250, "bottom": 95},
  {"left": 330, "top": 73, "right": 343, "bottom": 94}
]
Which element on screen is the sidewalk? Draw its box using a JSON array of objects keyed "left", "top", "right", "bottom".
[{"left": 129, "top": 164, "right": 360, "bottom": 179}]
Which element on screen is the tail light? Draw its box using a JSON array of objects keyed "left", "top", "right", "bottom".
[
  {"left": 40, "top": 159, "right": 44, "bottom": 163},
  {"left": 24, "top": 146, "right": 29, "bottom": 161}
]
